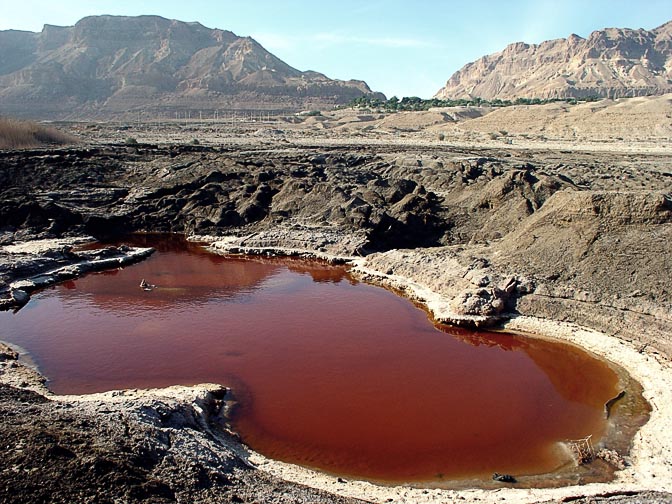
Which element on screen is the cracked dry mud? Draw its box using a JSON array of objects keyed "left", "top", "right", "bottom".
[{"left": 1, "top": 134, "right": 671, "bottom": 503}]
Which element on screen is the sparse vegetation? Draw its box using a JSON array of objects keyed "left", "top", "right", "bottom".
[
  {"left": 125, "top": 137, "right": 139, "bottom": 145},
  {"left": 348, "top": 94, "right": 604, "bottom": 112},
  {"left": 0, "top": 117, "right": 77, "bottom": 149}
]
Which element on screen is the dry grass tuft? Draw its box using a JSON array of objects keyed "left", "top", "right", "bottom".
[{"left": 0, "top": 117, "right": 78, "bottom": 149}]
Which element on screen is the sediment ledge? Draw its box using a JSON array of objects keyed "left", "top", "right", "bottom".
[
  {"left": 0, "top": 355, "right": 362, "bottom": 504},
  {"left": 0, "top": 238, "right": 155, "bottom": 311}
]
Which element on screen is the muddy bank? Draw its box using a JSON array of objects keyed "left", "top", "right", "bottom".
[
  {"left": 0, "top": 238, "right": 154, "bottom": 310},
  {"left": 1, "top": 141, "right": 672, "bottom": 502},
  {"left": 0, "top": 346, "right": 364, "bottom": 504},
  {"left": 0, "top": 239, "right": 670, "bottom": 504},
  {"left": 2, "top": 143, "right": 670, "bottom": 340}
]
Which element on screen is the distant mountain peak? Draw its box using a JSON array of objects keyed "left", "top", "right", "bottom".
[
  {"left": 435, "top": 20, "right": 672, "bottom": 100},
  {"left": 0, "top": 15, "right": 383, "bottom": 119}
]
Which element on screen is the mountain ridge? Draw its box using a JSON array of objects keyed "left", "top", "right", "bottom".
[
  {"left": 435, "top": 20, "right": 672, "bottom": 100},
  {"left": 0, "top": 15, "right": 384, "bottom": 119}
]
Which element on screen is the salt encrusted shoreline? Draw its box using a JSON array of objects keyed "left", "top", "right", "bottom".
[
  {"left": 1, "top": 237, "right": 670, "bottom": 503},
  {"left": 201, "top": 240, "right": 672, "bottom": 503},
  {"left": 0, "top": 237, "right": 154, "bottom": 310}
]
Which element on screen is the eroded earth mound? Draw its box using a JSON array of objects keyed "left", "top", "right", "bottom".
[{"left": 1, "top": 136, "right": 671, "bottom": 503}]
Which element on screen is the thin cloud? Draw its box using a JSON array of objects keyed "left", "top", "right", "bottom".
[
  {"left": 312, "top": 32, "right": 441, "bottom": 48},
  {"left": 253, "top": 31, "right": 442, "bottom": 51},
  {"left": 252, "top": 33, "right": 297, "bottom": 51}
]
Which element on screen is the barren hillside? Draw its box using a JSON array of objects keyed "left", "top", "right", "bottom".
[
  {"left": 435, "top": 21, "right": 672, "bottom": 100},
  {"left": 0, "top": 15, "right": 383, "bottom": 119}
]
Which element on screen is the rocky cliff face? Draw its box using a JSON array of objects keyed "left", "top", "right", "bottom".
[
  {"left": 435, "top": 20, "right": 672, "bottom": 100},
  {"left": 0, "top": 15, "right": 383, "bottom": 119}
]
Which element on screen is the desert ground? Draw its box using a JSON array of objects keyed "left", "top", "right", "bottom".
[{"left": 1, "top": 95, "right": 672, "bottom": 503}]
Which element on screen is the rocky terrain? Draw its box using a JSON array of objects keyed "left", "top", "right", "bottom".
[
  {"left": 435, "top": 20, "right": 672, "bottom": 100},
  {"left": 1, "top": 114, "right": 672, "bottom": 503},
  {"left": 0, "top": 345, "right": 364, "bottom": 504},
  {"left": 0, "top": 15, "right": 383, "bottom": 120}
]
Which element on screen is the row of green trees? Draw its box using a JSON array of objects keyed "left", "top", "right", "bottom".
[{"left": 347, "top": 94, "right": 602, "bottom": 112}]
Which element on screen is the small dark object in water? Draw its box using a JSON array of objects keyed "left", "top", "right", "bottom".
[
  {"left": 492, "top": 472, "right": 517, "bottom": 483},
  {"left": 139, "top": 278, "right": 156, "bottom": 291},
  {"left": 605, "top": 390, "right": 626, "bottom": 418}
]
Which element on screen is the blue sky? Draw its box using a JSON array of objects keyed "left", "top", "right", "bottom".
[{"left": 2, "top": 0, "right": 672, "bottom": 98}]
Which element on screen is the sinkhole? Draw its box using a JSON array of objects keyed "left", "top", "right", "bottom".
[{"left": 0, "top": 235, "right": 649, "bottom": 487}]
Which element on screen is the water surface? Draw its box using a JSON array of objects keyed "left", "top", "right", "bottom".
[{"left": 0, "top": 236, "right": 620, "bottom": 483}]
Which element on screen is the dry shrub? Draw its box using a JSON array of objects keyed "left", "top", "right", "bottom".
[{"left": 0, "top": 117, "right": 78, "bottom": 149}]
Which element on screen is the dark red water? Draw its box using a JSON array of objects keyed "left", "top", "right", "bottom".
[{"left": 0, "top": 236, "right": 619, "bottom": 482}]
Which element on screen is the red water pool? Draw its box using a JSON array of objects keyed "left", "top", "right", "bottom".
[{"left": 0, "top": 236, "right": 619, "bottom": 483}]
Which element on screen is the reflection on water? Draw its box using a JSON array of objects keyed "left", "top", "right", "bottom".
[{"left": 0, "top": 235, "right": 620, "bottom": 483}]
